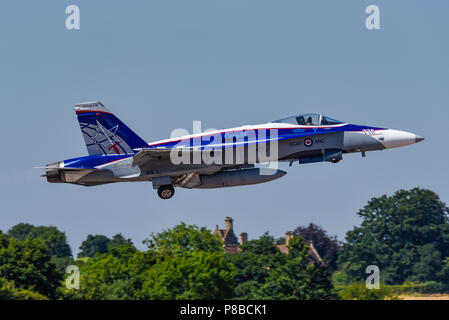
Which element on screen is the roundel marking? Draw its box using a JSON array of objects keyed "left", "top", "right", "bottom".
[{"left": 304, "top": 138, "right": 313, "bottom": 147}]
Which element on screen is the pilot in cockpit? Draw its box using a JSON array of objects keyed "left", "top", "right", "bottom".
[
  {"left": 305, "top": 116, "right": 313, "bottom": 125},
  {"left": 296, "top": 116, "right": 305, "bottom": 125},
  {"left": 321, "top": 117, "right": 328, "bottom": 125}
]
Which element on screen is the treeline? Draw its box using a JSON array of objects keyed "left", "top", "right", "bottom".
[
  {"left": 1, "top": 187, "right": 449, "bottom": 300},
  {"left": 336, "top": 188, "right": 449, "bottom": 286},
  {"left": 0, "top": 224, "right": 336, "bottom": 299}
]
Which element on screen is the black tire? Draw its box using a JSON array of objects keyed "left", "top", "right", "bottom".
[{"left": 157, "top": 185, "right": 175, "bottom": 199}]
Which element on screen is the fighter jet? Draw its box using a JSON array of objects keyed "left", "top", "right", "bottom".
[{"left": 40, "top": 102, "right": 424, "bottom": 199}]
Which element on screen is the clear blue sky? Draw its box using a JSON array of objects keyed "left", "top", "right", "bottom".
[{"left": 1, "top": 1, "right": 448, "bottom": 254}]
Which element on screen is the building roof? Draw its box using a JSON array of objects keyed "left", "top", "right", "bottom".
[{"left": 214, "top": 218, "right": 323, "bottom": 265}]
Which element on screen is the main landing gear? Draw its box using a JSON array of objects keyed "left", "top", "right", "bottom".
[{"left": 157, "top": 185, "right": 175, "bottom": 199}]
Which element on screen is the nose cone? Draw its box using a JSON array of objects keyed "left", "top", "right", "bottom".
[
  {"left": 380, "top": 129, "right": 423, "bottom": 149},
  {"left": 415, "top": 135, "right": 425, "bottom": 143}
]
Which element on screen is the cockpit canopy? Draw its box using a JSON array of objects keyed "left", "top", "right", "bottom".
[{"left": 273, "top": 113, "right": 344, "bottom": 126}]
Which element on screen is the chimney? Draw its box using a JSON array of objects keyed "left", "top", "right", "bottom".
[
  {"left": 225, "top": 217, "right": 233, "bottom": 231},
  {"left": 240, "top": 232, "right": 248, "bottom": 245},
  {"left": 285, "top": 231, "right": 294, "bottom": 246}
]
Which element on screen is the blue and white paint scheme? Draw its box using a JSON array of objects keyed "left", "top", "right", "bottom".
[{"left": 41, "top": 102, "right": 424, "bottom": 199}]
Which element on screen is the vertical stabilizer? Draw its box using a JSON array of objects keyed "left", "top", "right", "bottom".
[{"left": 74, "top": 102, "right": 148, "bottom": 155}]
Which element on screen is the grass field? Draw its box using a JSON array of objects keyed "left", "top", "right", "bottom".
[{"left": 400, "top": 294, "right": 449, "bottom": 300}]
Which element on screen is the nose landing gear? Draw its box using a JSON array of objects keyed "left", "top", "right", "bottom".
[{"left": 157, "top": 185, "right": 175, "bottom": 199}]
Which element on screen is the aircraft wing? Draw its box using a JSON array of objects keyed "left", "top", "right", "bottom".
[
  {"left": 132, "top": 148, "right": 223, "bottom": 167},
  {"left": 132, "top": 148, "right": 173, "bottom": 167},
  {"left": 35, "top": 166, "right": 100, "bottom": 171}
]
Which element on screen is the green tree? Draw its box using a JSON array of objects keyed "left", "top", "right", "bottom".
[
  {"left": 229, "top": 233, "right": 286, "bottom": 299},
  {"left": 7, "top": 223, "right": 34, "bottom": 240},
  {"left": 0, "top": 234, "right": 61, "bottom": 298},
  {"left": 108, "top": 233, "right": 133, "bottom": 250},
  {"left": 338, "top": 188, "right": 449, "bottom": 284},
  {"left": 138, "top": 250, "right": 235, "bottom": 299},
  {"left": 410, "top": 244, "right": 443, "bottom": 283},
  {"left": 0, "top": 278, "right": 49, "bottom": 300},
  {"left": 229, "top": 233, "right": 336, "bottom": 299},
  {"left": 7, "top": 223, "right": 72, "bottom": 258},
  {"left": 138, "top": 223, "right": 235, "bottom": 299},
  {"left": 262, "top": 237, "right": 336, "bottom": 299},
  {"left": 98, "top": 279, "right": 135, "bottom": 300},
  {"left": 78, "top": 234, "right": 111, "bottom": 258},
  {"left": 64, "top": 224, "right": 235, "bottom": 300},
  {"left": 337, "top": 282, "right": 397, "bottom": 300},
  {"left": 50, "top": 256, "right": 76, "bottom": 275},
  {"left": 61, "top": 242, "right": 147, "bottom": 300},
  {"left": 78, "top": 233, "right": 134, "bottom": 258},
  {"left": 144, "top": 222, "right": 223, "bottom": 254},
  {"left": 32, "top": 226, "right": 72, "bottom": 258},
  {"left": 439, "top": 258, "right": 449, "bottom": 285}
]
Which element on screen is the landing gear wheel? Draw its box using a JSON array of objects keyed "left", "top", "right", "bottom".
[{"left": 157, "top": 185, "right": 175, "bottom": 199}]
